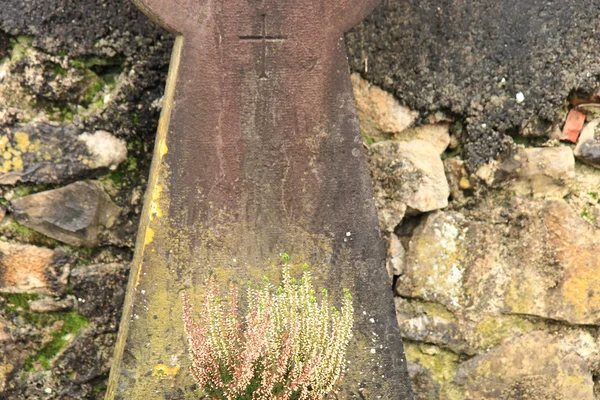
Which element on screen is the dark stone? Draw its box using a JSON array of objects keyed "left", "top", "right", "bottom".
[
  {"left": 11, "top": 181, "right": 121, "bottom": 247},
  {"left": 346, "top": 0, "right": 600, "bottom": 168},
  {"left": 70, "top": 263, "right": 129, "bottom": 332},
  {"left": 2, "top": 330, "right": 116, "bottom": 400},
  {"left": 0, "top": 124, "right": 126, "bottom": 185},
  {"left": 577, "top": 141, "right": 600, "bottom": 168}
]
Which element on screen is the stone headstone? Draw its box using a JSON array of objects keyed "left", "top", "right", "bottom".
[{"left": 107, "top": 0, "right": 413, "bottom": 398}]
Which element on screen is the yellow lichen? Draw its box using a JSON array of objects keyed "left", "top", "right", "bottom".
[
  {"left": 152, "top": 364, "right": 181, "bottom": 377},
  {"left": 144, "top": 227, "right": 155, "bottom": 246},
  {"left": 150, "top": 185, "right": 163, "bottom": 220},
  {"left": 14, "top": 131, "right": 30, "bottom": 152}
]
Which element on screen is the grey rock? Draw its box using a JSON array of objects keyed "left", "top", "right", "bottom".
[
  {"left": 0, "top": 124, "right": 127, "bottom": 185},
  {"left": 11, "top": 181, "right": 121, "bottom": 247},
  {"left": 369, "top": 140, "right": 449, "bottom": 232},
  {"left": 574, "top": 119, "right": 600, "bottom": 168},
  {"left": 70, "top": 263, "right": 129, "bottom": 331}
]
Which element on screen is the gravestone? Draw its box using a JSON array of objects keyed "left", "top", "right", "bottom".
[{"left": 106, "top": 0, "right": 414, "bottom": 398}]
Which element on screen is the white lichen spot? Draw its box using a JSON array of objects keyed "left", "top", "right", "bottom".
[{"left": 78, "top": 130, "right": 127, "bottom": 170}]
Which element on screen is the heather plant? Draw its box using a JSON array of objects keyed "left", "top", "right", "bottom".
[{"left": 182, "top": 257, "right": 354, "bottom": 400}]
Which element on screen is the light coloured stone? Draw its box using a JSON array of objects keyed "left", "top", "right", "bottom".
[
  {"left": 386, "top": 233, "right": 405, "bottom": 277},
  {"left": 455, "top": 332, "right": 594, "bottom": 400},
  {"left": 78, "top": 130, "right": 128, "bottom": 170},
  {"left": 397, "top": 123, "right": 451, "bottom": 154},
  {"left": 0, "top": 241, "right": 71, "bottom": 295},
  {"left": 511, "top": 147, "right": 575, "bottom": 197},
  {"left": 395, "top": 211, "right": 472, "bottom": 310},
  {"left": 369, "top": 140, "right": 449, "bottom": 232},
  {"left": 352, "top": 73, "right": 418, "bottom": 140},
  {"left": 29, "top": 296, "right": 75, "bottom": 313}
]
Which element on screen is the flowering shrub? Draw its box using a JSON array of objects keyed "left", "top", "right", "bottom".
[{"left": 182, "top": 258, "right": 354, "bottom": 400}]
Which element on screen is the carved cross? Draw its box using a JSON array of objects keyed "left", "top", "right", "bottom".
[
  {"left": 106, "top": 0, "right": 414, "bottom": 398},
  {"left": 239, "top": 13, "right": 286, "bottom": 79}
]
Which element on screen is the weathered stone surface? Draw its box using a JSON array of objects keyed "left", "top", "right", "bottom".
[
  {"left": 503, "top": 200, "right": 600, "bottom": 325},
  {"left": 369, "top": 140, "right": 449, "bottom": 232},
  {"left": 0, "top": 241, "right": 71, "bottom": 295},
  {"left": 397, "top": 123, "right": 451, "bottom": 155},
  {"left": 0, "top": 124, "right": 127, "bottom": 185},
  {"left": 70, "top": 263, "right": 128, "bottom": 331},
  {"left": 347, "top": 0, "right": 600, "bottom": 168},
  {"left": 29, "top": 296, "right": 75, "bottom": 313},
  {"left": 53, "top": 330, "right": 117, "bottom": 399},
  {"left": 397, "top": 198, "right": 600, "bottom": 326},
  {"left": 574, "top": 119, "right": 600, "bottom": 168},
  {"left": 352, "top": 73, "right": 418, "bottom": 140},
  {"left": 404, "top": 343, "right": 462, "bottom": 400},
  {"left": 511, "top": 147, "right": 575, "bottom": 197},
  {"left": 455, "top": 332, "right": 594, "bottom": 400},
  {"left": 444, "top": 158, "right": 471, "bottom": 202},
  {"left": 395, "top": 297, "right": 470, "bottom": 355},
  {"left": 395, "top": 211, "right": 472, "bottom": 310},
  {"left": 11, "top": 181, "right": 121, "bottom": 247}
]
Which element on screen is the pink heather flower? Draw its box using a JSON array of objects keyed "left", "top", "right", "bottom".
[{"left": 182, "top": 262, "right": 354, "bottom": 400}]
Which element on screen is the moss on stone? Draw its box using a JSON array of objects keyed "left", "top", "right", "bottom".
[
  {"left": 473, "top": 315, "right": 539, "bottom": 350},
  {"left": 23, "top": 311, "right": 89, "bottom": 371},
  {"left": 2, "top": 220, "right": 58, "bottom": 247},
  {"left": 404, "top": 341, "right": 465, "bottom": 400}
]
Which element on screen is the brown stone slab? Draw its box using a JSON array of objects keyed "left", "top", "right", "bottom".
[{"left": 107, "top": 1, "right": 413, "bottom": 398}]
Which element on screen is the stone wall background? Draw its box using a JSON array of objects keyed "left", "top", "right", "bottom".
[{"left": 1, "top": 0, "right": 600, "bottom": 399}]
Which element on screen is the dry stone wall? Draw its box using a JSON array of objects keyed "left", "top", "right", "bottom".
[{"left": 1, "top": 1, "right": 600, "bottom": 399}]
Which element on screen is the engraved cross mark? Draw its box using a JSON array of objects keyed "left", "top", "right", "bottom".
[{"left": 239, "top": 14, "right": 286, "bottom": 79}]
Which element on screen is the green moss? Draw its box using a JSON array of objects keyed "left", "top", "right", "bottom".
[
  {"left": 12, "top": 184, "right": 52, "bottom": 200},
  {"left": 65, "top": 245, "right": 95, "bottom": 267},
  {"left": 1, "top": 293, "right": 40, "bottom": 311},
  {"left": 48, "top": 62, "right": 65, "bottom": 76},
  {"left": 1, "top": 294, "right": 88, "bottom": 371},
  {"left": 2, "top": 220, "right": 58, "bottom": 247},
  {"left": 581, "top": 206, "right": 594, "bottom": 223},
  {"left": 23, "top": 311, "right": 88, "bottom": 371},
  {"left": 9, "top": 35, "right": 34, "bottom": 62}
]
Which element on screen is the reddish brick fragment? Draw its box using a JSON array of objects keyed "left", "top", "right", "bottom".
[{"left": 561, "top": 109, "right": 586, "bottom": 143}]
